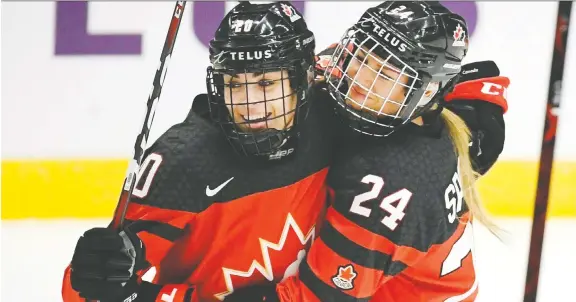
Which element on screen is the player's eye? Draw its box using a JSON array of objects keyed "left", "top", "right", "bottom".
[
  {"left": 379, "top": 70, "right": 396, "bottom": 81},
  {"left": 379, "top": 65, "right": 402, "bottom": 81},
  {"left": 355, "top": 48, "right": 369, "bottom": 60},
  {"left": 227, "top": 81, "right": 243, "bottom": 89},
  {"left": 355, "top": 54, "right": 366, "bottom": 62},
  {"left": 258, "top": 79, "right": 275, "bottom": 87}
]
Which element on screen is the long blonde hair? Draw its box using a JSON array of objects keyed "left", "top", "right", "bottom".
[{"left": 440, "top": 108, "right": 500, "bottom": 234}]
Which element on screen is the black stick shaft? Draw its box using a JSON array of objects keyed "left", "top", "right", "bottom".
[
  {"left": 111, "top": 1, "right": 187, "bottom": 230},
  {"left": 523, "top": 2, "right": 572, "bottom": 301}
]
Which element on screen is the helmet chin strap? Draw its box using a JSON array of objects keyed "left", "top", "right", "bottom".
[{"left": 230, "top": 127, "right": 297, "bottom": 160}]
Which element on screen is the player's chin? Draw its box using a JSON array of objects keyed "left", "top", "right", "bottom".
[
  {"left": 345, "top": 97, "right": 371, "bottom": 112},
  {"left": 348, "top": 97, "right": 396, "bottom": 116},
  {"left": 235, "top": 122, "right": 272, "bottom": 133}
]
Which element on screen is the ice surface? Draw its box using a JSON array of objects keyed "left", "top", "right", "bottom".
[{"left": 2, "top": 218, "right": 574, "bottom": 301}]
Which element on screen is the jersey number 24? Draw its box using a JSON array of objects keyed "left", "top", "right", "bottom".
[
  {"left": 349, "top": 174, "right": 474, "bottom": 277},
  {"left": 349, "top": 174, "right": 412, "bottom": 231}
]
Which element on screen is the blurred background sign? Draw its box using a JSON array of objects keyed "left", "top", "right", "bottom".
[{"left": 1, "top": 1, "right": 574, "bottom": 219}]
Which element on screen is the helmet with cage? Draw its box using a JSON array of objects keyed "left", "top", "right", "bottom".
[
  {"left": 206, "top": 1, "right": 316, "bottom": 160},
  {"left": 324, "top": 1, "right": 469, "bottom": 137}
]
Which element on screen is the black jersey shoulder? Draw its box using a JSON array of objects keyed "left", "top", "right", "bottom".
[
  {"left": 130, "top": 94, "right": 333, "bottom": 213},
  {"left": 328, "top": 121, "right": 468, "bottom": 252}
]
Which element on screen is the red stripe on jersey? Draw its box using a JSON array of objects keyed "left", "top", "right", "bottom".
[
  {"left": 124, "top": 202, "right": 197, "bottom": 229},
  {"left": 372, "top": 212, "right": 476, "bottom": 302},
  {"left": 123, "top": 203, "right": 198, "bottom": 283},
  {"left": 307, "top": 238, "right": 384, "bottom": 298},
  {"left": 62, "top": 265, "right": 83, "bottom": 302},
  {"left": 326, "top": 207, "right": 427, "bottom": 266}
]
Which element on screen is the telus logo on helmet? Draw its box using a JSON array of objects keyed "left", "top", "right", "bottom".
[
  {"left": 230, "top": 50, "right": 273, "bottom": 61},
  {"left": 358, "top": 17, "right": 408, "bottom": 53}
]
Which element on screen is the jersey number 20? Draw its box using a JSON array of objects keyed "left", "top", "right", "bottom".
[
  {"left": 349, "top": 174, "right": 413, "bottom": 231},
  {"left": 133, "top": 153, "right": 163, "bottom": 198}
]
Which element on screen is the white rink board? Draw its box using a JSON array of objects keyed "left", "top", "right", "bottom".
[{"left": 1, "top": 2, "right": 576, "bottom": 160}]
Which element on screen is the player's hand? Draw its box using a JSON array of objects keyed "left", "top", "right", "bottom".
[
  {"left": 443, "top": 60, "right": 510, "bottom": 175},
  {"left": 70, "top": 227, "right": 146, "bottom": 301},
  {"left": 314, "top": 42, "right": 354, "bottom": 84},
  {"left": 446, "top": 99, "right": 506, "bottom": 175},
  {"left": 223, "top": 283, "right": 279, "bottom": 302}
]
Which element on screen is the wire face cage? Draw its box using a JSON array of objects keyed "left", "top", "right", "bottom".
[
  {"left": 325, "top": 27, "right": 439, "bottom": 136},
  {"left": 207, "top": 65, "right": 308, "bottom": 158}
]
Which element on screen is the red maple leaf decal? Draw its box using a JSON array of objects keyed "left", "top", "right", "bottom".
[
  {"left": 454, "top": 25, "right": 464, "bottom": 40},
  {"left": 338, "top": 265, "right": 356, "bottom": 281},
  {"left": 454, "top": 27, "right": 462, "bottom": 40},
  {"left": 282, "top": 4, "right": 293, "bottom": 17}
]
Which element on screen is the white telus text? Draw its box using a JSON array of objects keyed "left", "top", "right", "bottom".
[{"left": 230, "top": 50, "right": 273, "bottom": 61}]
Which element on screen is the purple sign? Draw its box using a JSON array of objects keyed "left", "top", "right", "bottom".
[
  {"left": 55, "top": 2, "right": 141, "bottom": 55},
  {"left": 55, "top": 1, "right": 476, "bottom": 55}
]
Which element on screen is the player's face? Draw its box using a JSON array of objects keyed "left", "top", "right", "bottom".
[
  {"left": 223, "top": 70, "right": 297, "bottom": 132},
  {"left": 344, "top": 47, "right": 410, "bottom": 117}
]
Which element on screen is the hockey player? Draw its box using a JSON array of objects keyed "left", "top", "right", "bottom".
[
  {"left": 225, "top": 1, "right": 509, "bottom": 301},
  {"left": 63, "top": 2, "right": 334, "bottom": 301},
  {"left": 63, "top": 2, "right": 509, "bottom": 302}
]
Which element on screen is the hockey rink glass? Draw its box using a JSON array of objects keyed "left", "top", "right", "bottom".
[
  {"left": 207, "top": 66, "right": 305, "bottom": 155},
  {"left": 325, "top": 27, "right": 432, "bottom": 136}
]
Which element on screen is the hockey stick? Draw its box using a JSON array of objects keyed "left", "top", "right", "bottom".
[
  {"left": 523, "top": 2, "right": 572, "bottom": 302},
  {"left": 111, "top": 1, "right": 187, "bottom": 230}
]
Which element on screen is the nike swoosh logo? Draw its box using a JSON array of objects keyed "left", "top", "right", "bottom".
[{"left": 206, "top": 177, "right": 234, "bottom": 197}]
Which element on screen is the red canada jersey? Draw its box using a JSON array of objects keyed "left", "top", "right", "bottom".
[
  {"left": 149, "top": 167, "right": 329, "bottom": 302},
  {"left": 62, "top": 95, "right": 334, "bottom": 302},
  {"left": 277, "top": 120, "right": 478, "bottom": 302}
]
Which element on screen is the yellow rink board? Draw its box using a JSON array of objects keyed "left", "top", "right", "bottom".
[{"left": 2, "top": 159, "right": 575, "bottom": 219}]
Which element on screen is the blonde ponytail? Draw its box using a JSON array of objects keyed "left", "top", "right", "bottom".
[{"left": 440, "top": 108, "right": 500, "bottom": 235}]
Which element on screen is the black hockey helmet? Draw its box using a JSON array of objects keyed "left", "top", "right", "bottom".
[
  {"left": 206, "top": 1, "right": 316, "bottom": 160},
  {"left": 324, "top": 1, "right": 469, "bottom": 136}
]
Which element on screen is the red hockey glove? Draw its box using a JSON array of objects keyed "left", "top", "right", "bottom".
[
  {"left": 444, "top": 61, "right": 509, "bottom": 113},
  {"left": 443, "top": 61, "right": 510, "bottom": 175}
]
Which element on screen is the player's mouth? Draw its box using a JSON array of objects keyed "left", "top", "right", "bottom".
[
  {"left": 240, "top": 113, "right": 272, "bottom": 128},
  {"left": 347, "top": 85, "right": 377, "bottom": 111},
  {"left": 350, "top": 84, "right": 368, "bottom": 100}
]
